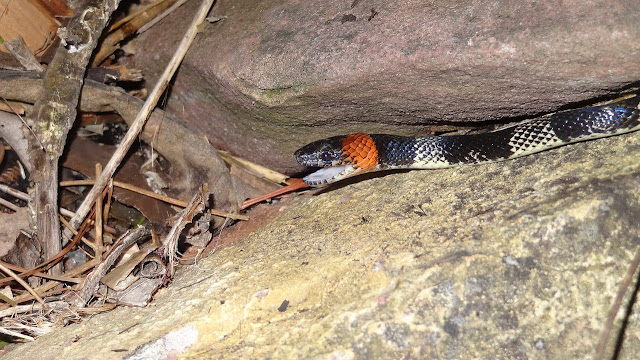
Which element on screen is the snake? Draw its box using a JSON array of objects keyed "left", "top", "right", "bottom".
[{"left": 294, "top": 96, "right": 640, "bottom": 186}]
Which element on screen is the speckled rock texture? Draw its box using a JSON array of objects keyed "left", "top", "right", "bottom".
[
  {"left": 5, "top": 120, "right": 640, "bottom": 359},
  {"left": 135, "top": 0, "right": 640, "bottom": 172}
]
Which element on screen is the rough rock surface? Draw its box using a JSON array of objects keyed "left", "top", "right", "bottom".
[
  {"left": 5, "top": 121, "right": 640, "bottom": 359},
  {"left": 136, "top": 0, "right": 640, "bottom": 172}
]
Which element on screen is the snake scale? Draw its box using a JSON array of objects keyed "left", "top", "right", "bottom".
[{"left": 294, "top": 96, "right": 640, "bottom": 186}]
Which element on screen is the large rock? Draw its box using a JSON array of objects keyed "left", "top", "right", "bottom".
[
  {"left": 5, "top": 121, "right": 640, "bottom": 359},
  {"left": 136, "top": 0, "right": 640, "bottom": 173}
]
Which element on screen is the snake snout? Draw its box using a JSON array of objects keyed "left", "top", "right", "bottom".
[
  {"left": 294, "top": 149, "right": 341, "bottom": 167},
  {"left": 294, "top": 150, "right": 322, "bottom": 167}
]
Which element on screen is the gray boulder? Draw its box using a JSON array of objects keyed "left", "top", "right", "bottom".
[{"left": 136, "top": 0, "right": 640, "bottom": 172}]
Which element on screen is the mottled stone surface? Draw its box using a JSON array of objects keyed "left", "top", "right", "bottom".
[
  {"left": 5, "top": 121, "right": 640, "bottom": 359},
  {"left": 136, "top": 0, "right": 640, "bottom": 172}
]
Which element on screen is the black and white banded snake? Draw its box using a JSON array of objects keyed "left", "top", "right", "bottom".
[{"left": 294, "top": 96, "right": 640, "bottom": 186}]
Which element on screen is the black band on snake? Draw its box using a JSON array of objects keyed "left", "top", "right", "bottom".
[{"left": 294, "top": 96, "right": 640, "bottom": 186}]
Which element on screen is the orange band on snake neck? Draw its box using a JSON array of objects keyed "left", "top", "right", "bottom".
[{"left": 341, "top": 133, "right": 379, "bottom": 171}]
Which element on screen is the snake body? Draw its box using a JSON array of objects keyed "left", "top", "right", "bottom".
[{"left": 294, "top": 97, "right": 640, "bottom": 185}]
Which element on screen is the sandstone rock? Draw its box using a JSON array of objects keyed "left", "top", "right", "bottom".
[
  {"left": 136, "top": 0, "right": 640, "bottom": 172},
  {"left": 5, "top": 120, "right": 640, "bottom": 359}
]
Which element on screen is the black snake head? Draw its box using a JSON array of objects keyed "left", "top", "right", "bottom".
[
  {"left": 294, "top": 136, "right": 346, "bottom": 167},
  {"left": 295, "top": 133, "right": 380, "bottom": 185}
]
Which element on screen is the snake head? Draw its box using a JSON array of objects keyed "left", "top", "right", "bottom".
[
  {"left": 294, "top": 133, "right": 380, "bottom": 185},
  {"left": 294, "top": 136, "right": 346, "bottom": 167}
]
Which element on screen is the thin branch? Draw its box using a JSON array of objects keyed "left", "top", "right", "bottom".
[
  {"left": 0, "top": 201, "right": 100, "bottom": 289},
  {"left": 164, "top": 187, "right": 206, "bottom": 275},
  {"left": 3, "top": 36, "right": 45, "bottom": 72},
  {"left": 0, "top": 327, "right": 34, "bottom": 342},
  {"left": 94, "top": 164, "right": 104, "bottom": 258},
  {"left": 59, "top": 215, "right": 99, "bottom": 254},
  {"left": 108, "top": 0, "right": 174, "bottom": 31},
  {"left": 9, "top": 260, "right": 100, "bottom": 305},
  {"left": 0, "top": 183, "right": 30, "bottom": 201},
  {"left": 0, "top": 260, "right": 80, "bottom": 284},
  {"left": 0, "top": 72, "right": 240, "bottom": 215},
  {"left": 71, "top": 227, "right": 151, "bottom": 307},
  {"left": 0, "top": 301, "right": 68, "bottom": 319},
  {"left": 0, "top": 197, "right": 19, "bottom": 211},
  {"left": 0, "top": 183, "right": 106, "bottom": 224},
  {"left": 138, "top": 0, "right": 189, "bottom": 34},
  {"left": 593, "top": 246, "right": 640, "bottom": 360},
  {"left": 27, "top": 0, "right": 123, "bottom": 275},
  {"left": 239, "top": 178, "right": 308, "bottom": 210},
  {"left": 69, "top": 0, "right": 218, "bottom": 231},
  {"left": 0, "top": 262, "right": 44, "bottom": 305},
  {"left": 60, "top": 179, "right": 247, "bottom": 220},
  {"left": 93, "top": 0, "right": 181, "bottom": 66}
]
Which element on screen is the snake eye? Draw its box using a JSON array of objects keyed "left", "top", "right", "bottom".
[{"left": 320, "top": 151, "right": 334, "bottom": 162}]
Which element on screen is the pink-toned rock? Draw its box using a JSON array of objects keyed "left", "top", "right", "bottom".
[{"left": 136, "top": 0, "right": 640, "bottom": 173}]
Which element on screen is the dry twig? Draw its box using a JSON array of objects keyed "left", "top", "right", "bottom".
[
  {"left": 26, "top": 0, "right": 123, "bottom": 275},
  {"left": 60, "top": 179, "right": 247, "bottom": 220},
  {"left": 93, "top": 0, "right": 181, "bottom": 66},
  {"left": 138, "top": 0, "right": 189, "bottom": 34},
  {"left": 68, "top": 0, "right": 218, "bottom": 232},
  {"left": 0, "top": 262, "right": 44, "bottom": 305},
  {"left": 0, "top": 197, "right": 19, "bottom": 211},
  {"left": 94, "top": 164, "right": 104, "bottom": 258},
  {"left": 0, "top": 260, "right": 80, "bottom": 285},
  {"left": 164, "top": 186, "right": 207, "bottom": 276},
  {"left": 70, "top": 227, "right": 151, "bottom": 307},
  {"left": 3, "top": 36, "right": 45, "bottom": 72},
  {"left": 0, "top": 326, "right": 34, "bottom": 342},
  {"left": 0, "top": 73, "right": 240, "bottom": 218},
  {"left": 593, "top": 246, "right": 640, "bottom": 360}
]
